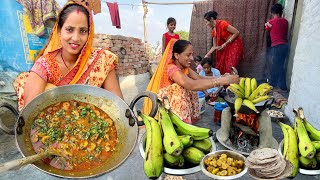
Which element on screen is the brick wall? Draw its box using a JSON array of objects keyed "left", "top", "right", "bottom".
[{"left": 93, "top": 34, "right": 151, "bottom": 76}]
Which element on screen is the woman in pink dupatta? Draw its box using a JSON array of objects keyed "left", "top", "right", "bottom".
[
  {"left": 144, "top": 39, "right": 239, "bottom": 124},
  {"left": 14, "top": 2, "right": 123, "bottom": 111},
  {"left": 204, "top": 11, "right": 244, "bottom": 75}
]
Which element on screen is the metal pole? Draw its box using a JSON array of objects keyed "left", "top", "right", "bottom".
[{"left": 142, "top": 0, "right": 148, "bottom": 43}]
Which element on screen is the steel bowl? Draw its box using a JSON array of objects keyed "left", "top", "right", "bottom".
[
  {"left": 139, "top": 133, "right": 216, "bottom": 175},
  {"left": 278, "top": 140, "right": 320, "bottom": 175},
  {"left": 200, "top": 150, "right": 248, "bottom": 179},
  {"left": 267, "top": 110, "right": 286, "bottom": 122}
]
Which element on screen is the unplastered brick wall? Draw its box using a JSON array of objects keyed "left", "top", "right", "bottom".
[{"left": 93, "top": 34, "right": 151, "bottom": 76}]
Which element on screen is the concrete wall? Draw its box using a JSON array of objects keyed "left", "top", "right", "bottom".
[
  {"left": 284, "top": 0, "right": 303, "bottom": 89},
  {"left": 285, "top": 0, "right": 320, "bottom": 128}
]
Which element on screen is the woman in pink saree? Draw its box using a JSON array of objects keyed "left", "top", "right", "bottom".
[
  {"left": 14, "top": 2, "right": 123, "bottom": 111},
  {"left": 143, "top": 39, "right": 239, "bottom": 124}
]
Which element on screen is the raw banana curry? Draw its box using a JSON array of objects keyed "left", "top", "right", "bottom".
[{"left": 30, "top": 100, "right": 118, "bottom": 171}]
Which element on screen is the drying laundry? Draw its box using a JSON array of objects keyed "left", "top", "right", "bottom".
[
  {"left": 16, "top": 0, "right": 60, "bottom": 37},
  {"left": 107, "top": 2, "right": 121, "bottom": 29}
]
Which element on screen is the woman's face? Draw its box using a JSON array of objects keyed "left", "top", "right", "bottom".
[
  {"left": 205, "top": 18, "right": 215, "bottom": 29},
  {"left": 174, "top": 45, "right": 194, "bottom": 68},
  {"left": 168, "top": 22, "right": 176, "bottom": 32},
  {"left": 202, "top": 63, "right": 212, "bottom": 74},
  {"left": 59, "top": 10, "right": 89, "bottom": 56}
]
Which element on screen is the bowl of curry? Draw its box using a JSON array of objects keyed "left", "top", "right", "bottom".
[
  {"left": 30, "top": 100, "right": 118, "bottom": 171},
  {"left": 3, "top": 85, "right": 158, "bottom": 178}
]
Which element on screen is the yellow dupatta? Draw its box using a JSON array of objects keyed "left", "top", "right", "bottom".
[
  {"left": 142, "top": 39, "right": 188, "bottom": 114},
  {"left": 36, "top": 1, "right": 94, "bottom": 84}
]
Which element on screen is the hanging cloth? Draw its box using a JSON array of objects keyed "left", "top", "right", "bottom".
[
  {"left": 106, "top": 2, "right": 121, "bottom": 29},
  {"left": 16, "top": 0, "right": 60, "bottom": 37}
]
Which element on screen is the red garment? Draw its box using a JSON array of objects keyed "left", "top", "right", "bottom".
[
  {"left": 107, "top": 2, "right": 121, "bottom": 29},
  {"left": 211, "top": 20, "right": 231, "bottom": 44},
  {"left": 164, "top": 32, "right": 180, "bottom": 48},
  {"left": 266, "top": 17, "right": 288, "bottom": 47},
  {"left": 213, "top": 20, "right": 244, "bottom": 74}
]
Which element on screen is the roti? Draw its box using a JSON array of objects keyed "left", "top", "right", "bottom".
[
  {"left": 258, "top": 159, "right": 286, "bottom": 173},
  {"left": 255, "top": 159, "right": 286, "bottom": 178},
  {"left": 246, "top": 159, "right": 276, "bottom": 170},
  {"left": 247, "top": 154, "right": 280, "bottom": 165},
  {"left": 249, "top": 148, "right": 279, "bottom": 160}
]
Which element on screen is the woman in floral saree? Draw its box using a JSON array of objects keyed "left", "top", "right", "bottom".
[
  {"left": 14, "top": 2, "right": 123, "bottom": 111},
  {"left": 143, "top": 39, "right": 239, "bottom": 124}
]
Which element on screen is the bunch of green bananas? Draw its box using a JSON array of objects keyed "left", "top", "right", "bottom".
[
  {"left": 227, "top": 77, "right": 272, "bottom": 117},
  {"left": 139, "top": 107, "right": 214, "bottom": 178},
  {"left": 279, "top": 107, "right": 320, "bottom": 177}
]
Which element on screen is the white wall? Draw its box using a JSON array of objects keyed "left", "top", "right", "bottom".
[{"left": 285, "top": 0, "right": 320, "bottom": 128}]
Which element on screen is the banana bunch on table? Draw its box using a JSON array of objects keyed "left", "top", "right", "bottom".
[
  {"left": 227, "top": 77, "right": 272, "bottom": 117},
  {"left": 139, "top": 107, "right": 213, "bottom": 179},
  {"left": 279, "top": 107, "right": 320, "bottom": 178}
]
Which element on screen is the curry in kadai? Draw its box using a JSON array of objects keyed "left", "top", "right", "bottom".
[{"left": 30, "top": 100, "right": 118, "bottom": 171}]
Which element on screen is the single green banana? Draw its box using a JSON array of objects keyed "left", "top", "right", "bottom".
[
  {"left": 247, "top": 83, "right": 270, "bottom": 100},
  {"left": 294, "top": 110, "right": 316, "bottom": 159},
  {"left": 243, "top": 99, "right": 259, "bottom": 113},
  {"left": 139, "top": 113, "right": 164, "bottom": 178},
  {"left": 281, "top": 122, "right": 299, "bottom": 177},
  {"left": 178, "top": 135, "right": 194, "bottom": 148},
  {"left": 182, "top": 147, "right": 205, "bottom": 165},
  {"left": 239, "top": 77, "right": 245, "bottom": 90},
  {"left": 234, "top": 97, "right": 243, "bottom": 117},
  {"left": 163, "top": 153, "right": 184, "bottom": 167},
  {"left": 251, "top": 95, "right": 270, "bottom": 104},
  {"left": 227, "top": 86, "right": 245, "bottom": 98},
  {"left": 279, "top": 122, "right": 289, "bottom": 157},
  {"left": 159, "top": 107, "right": 183, "bottom": 156},
  {"left": 316, "top": 152, "right": 320, "bottom": 163},
  {"left": 298, "top": 107, "right": 320, "bottom": 141},
  {"left": 244, "top": 77, "right": 251, "bottom": 98},
  {"left": 169, "top": 110, "right": 213, "bottom": 140},
  {"left": 192, "top": 138, "right": 212, "bottom": 153},
  {"left": 299, "top": 156, "right": 317, "bottom": 169},
  {"left": 229, "top": 83, "right": 245, "bottom": 95},
  {"left": 312, "top": 141, "right": 320, "bottom": 151},
  {"left": 303, "top": 120, "right": 320, "bottom": 141},
  {"left": 250, "top": 78, "right": 257, "bottom": 91}
]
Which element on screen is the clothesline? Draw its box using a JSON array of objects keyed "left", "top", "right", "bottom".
[
  {"left": 99, "top": 0, "right": 196, "bottom": 44},
  {"left": 99, "top": 0, "right": 141, "bottom": 6},
  {"left": 100, "top": 0, "right": 195, "bottom": 6},
  {"left": 144, "top": 1, "right": 194, "bottom": 5}
]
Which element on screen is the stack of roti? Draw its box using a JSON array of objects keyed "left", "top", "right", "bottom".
[{"left": 246, "top": 148, "right": 293, "bottom": 179}]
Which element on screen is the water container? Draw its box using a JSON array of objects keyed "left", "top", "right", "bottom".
[
  {"left": 198, "top": 91, "right": 206, "bottom": 114},
  {"left": 214, "top": 102, "right": 228, "bottom": 124}
]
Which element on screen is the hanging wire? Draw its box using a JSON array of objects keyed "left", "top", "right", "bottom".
[{"left": 100, "top": 0, "right": 142, "bottom": 6}]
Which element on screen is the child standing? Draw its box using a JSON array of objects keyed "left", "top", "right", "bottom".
[
  {"left": 162, "top": 17, "right": 180, "bottom": 54},
  {"left": 194, "top": 55, "right": 203, "bottom": 73},
  {"left": 265, "top": 3, "right": 288, "bottom": 92},
  {"left": 199, "top": 57, "right": 223, "bottom": 101}
]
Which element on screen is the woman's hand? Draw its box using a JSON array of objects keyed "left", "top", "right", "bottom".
[
  {"left": 217, "top": 43, "right": 227, "bottom": 51},
  {"left": 220, "top": 74, "right": 240, "bottom": 85},
  {"left": 227, "top": 74, "right": 240, "bottom": 84}
]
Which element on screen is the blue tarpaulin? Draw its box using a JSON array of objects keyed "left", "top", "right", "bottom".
[{"left": 0, "top": 0, "right": 51, "bottom": 92}]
